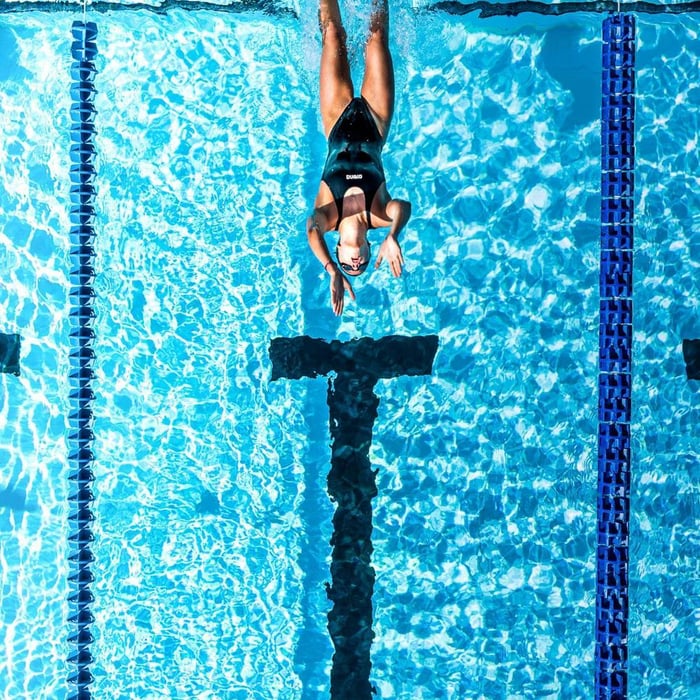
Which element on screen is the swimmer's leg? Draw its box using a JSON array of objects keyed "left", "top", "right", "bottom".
[
  {"left": 361, "top": 0, "right": 394, "bottom": 142},
  {"left": 319, "top": 0, "right": 354, "bottom": 138}
]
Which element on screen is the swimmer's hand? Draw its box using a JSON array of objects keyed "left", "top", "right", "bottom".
[
  {"left": 375, "top": 235, "right": 404, "bottom": 277},
  {"left": 330, "top": 269, "right": 356, "bottom": 315}
]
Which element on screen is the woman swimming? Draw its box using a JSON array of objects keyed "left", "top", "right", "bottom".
[{"left": 307, "top": 0, "right": 412, "bottom": 315}]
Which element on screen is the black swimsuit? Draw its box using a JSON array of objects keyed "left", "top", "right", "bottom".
[{"left": 321, "top": 97, "right": 386, "bottom": 230}]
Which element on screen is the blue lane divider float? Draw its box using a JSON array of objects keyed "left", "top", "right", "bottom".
[
  {"left": 67, "top": 20, "right": 98, "bottom": 700},
  {"left": 597, "top": 13, "right": 634, "bottom": 700}
]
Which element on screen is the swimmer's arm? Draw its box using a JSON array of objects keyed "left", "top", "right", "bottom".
[
  {"left": 384, "top": 199, "right": 412, "bottom": 239},
  {"left": 306, "top": 209, "right": 355, "bottom": 315},
  {"left": 376, "top": 200, "right": 411, "bottom": 277},
  {"left": 306, "top": 210, "right": 338, "bottom": 275}
]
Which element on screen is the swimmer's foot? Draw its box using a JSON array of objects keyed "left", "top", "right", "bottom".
[
  {"left": 369, "top": 0, "right": 389, "bottom": 34},
  {"left": 319, "top": 0, "right": 343, "bottom": 34}
]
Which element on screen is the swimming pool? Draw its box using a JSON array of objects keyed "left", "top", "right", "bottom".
[{"left": 0, "top": 2, "right": 698, "bottom": 698}]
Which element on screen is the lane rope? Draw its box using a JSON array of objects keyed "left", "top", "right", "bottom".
[
  {"left": 67, "top": 19, "right": 98, "bottom": 700},
  {"left": 596, "top": 12, "right": 635, "bottom": 700}
]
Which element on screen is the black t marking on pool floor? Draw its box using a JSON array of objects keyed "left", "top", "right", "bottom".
[
  {"left": 0, "top": 333, "right": 21, "bottom": 376},
  {"left": 270, "top": 334, "right": 438, "bottom": 698}
]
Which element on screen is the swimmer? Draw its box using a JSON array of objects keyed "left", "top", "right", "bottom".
[{"left": 307, "top": 0, "right": 412, "bottom": 315}]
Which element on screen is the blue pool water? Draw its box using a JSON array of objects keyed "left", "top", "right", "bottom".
[{"left": 0, "top": 4, "right": 699, "bottom": 699}]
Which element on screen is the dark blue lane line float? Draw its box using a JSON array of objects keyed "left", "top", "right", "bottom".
[
  {"left": 67, "top": 20, "right": 98, "bottom": 700},
  {"left": 597, "top": 13, "right": 634, "bottom": 700}
]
